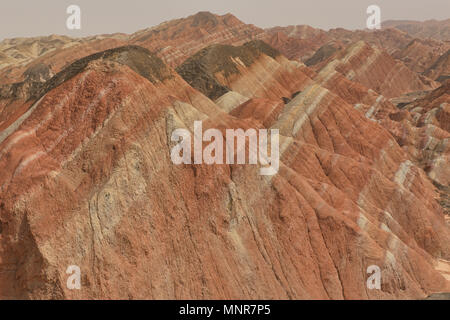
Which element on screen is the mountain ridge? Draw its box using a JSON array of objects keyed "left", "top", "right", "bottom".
[{"left": 0, "top": 11, "right": 449, "bottom": 300}]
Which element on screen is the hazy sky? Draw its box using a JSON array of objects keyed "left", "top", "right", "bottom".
[{"left": 1, "top": 0, "right": 449, "bottom": 40}]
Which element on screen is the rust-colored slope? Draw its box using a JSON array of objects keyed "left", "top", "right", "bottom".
[
  {"left": 424, "top": 50, "right": 450, "bottom": 83},
  {"left": 176, "top": 40, "right": 314, "bottom": 102},
  {"left": 0, "top": 35, "right": 78, "bottom": 70},
  {"left": 264, "top": 28, "right": 329, "bottom": 62},
  {"left": 3, "top": 13, "right": 446, "bottom": 101},
  {"left": 0, "top": 12, "right": 264, "bottom": 93},
  {"left": 265, "top": 25, "right": 414, "bottom": 60},
  {"left": 265, "top": 24, "right": 449, "bottom": 86},
  {"left": 311, "top": 41, "right": 439, "bottom": 98},
  {"left": 130, "top": 11, "right": 265, "bottom": 68},
  {"left": 392, "top": 39, "right": 450, "bottom": 75},
  {"left": 0, "top": 44, "right": 449, "bottom": 300},
  {"left": 384, "top": 81, "right": 450, "bottom": 191},
  {"left": 310, "top": 50, "right": 449, "bottom": 218}
]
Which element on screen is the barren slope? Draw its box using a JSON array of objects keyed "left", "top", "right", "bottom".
[{"left": 0, "top": 43, "right": 449, "bottom": 300}]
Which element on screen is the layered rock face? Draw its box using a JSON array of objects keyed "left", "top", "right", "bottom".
[
  {"left": 131, "top": 11, "right": 265, "bottom": 67},
  {"left": 266, "top": 26, "right": 415, "bottom": 61},
  {"left": 0, "top": 12, "right": 263, "bottom": 85},
  {"left": 265, "top": 26, "right": 330, "bottom": 61},
  {"left": 0, "top": 12, "right": 263, "bottom": 113},
  {"left": 0, "top": 12, "right": 449, "bottom": 300},
  {"left": 392, "top": 39, "right": 449, "bottom": 74},
  {"left": 176, "top": 41, "right": 312, "bottom": 101},
  {"left": 385, "top": 81, "right": 450, "bottom": 193},
  {"left": 424, "top": 50, "right": 450, "bottom": 83},
  {"left": 1, "top": 12, "right": 446, "bottom": 95},
  {"left": 306, "top": 41, "right": 438, "bottom": 98},
  {"left": 0, "top": 37, "right": 449, "bottom": 300},
  {"left": 268, "top": 23, "right": 449, "bottom": 85},
  {"left": 0, "top": 36, "right": 128, "bottom": 85}
]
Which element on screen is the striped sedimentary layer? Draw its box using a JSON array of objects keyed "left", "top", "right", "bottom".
[{"left": 0, "top": 42, "right": 448, "bottom": 300}]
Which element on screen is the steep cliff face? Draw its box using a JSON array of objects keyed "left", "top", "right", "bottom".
[{"left": 0, "top": 40, "right": 449, "bottom": 300}]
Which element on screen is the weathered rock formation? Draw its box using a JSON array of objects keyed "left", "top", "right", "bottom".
[
  {"left": 0, "top": 12, "right": 449, "bottom": 300},
  {"left": 131, "top": 11, "right": 265, "bottom": 67},
  {"left": 307, "top": 41, "right": 438, "bottom": 98},
  {"left": 266, "top": 24, "right": 449, "bottom": 86},
  {"left": 0, "top": 38, "right": 449, "bottom": 300},
  {"left": 424, "top": 49, "right": 450, "bottom": 83}
]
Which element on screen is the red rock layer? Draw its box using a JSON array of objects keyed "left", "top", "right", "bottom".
[
  {"left": 177, "top": 41, "right": 314, "bottom": 102},
  {"left": 131, "top": 12, "right": 265, "bottom": 68},
  {"left": 311, "top": 41, "right": 439, "bottom": 98},
  {"left": 382, "top": 81, "right": 450, "bottom": 191},
  {"left": 265, "top": 24, "right": 449, "bottom": 86},
  {"left": 264, "top": 27, "right": 329, "bottom": 61},
  {"left": 0, "top": 44, "right": 448, "bottom": 300},
  {"left": 424, "top": 50, "right": 450, "bottom": 83},
  {"left": 2, "top": 12, "right": 446, "bottom": 101},
  {"left": 265, "top": 26, "right": 414, "bottom": 60},
  {"left": 392, "top": 39, "right": 450, "bottom": 74}
]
